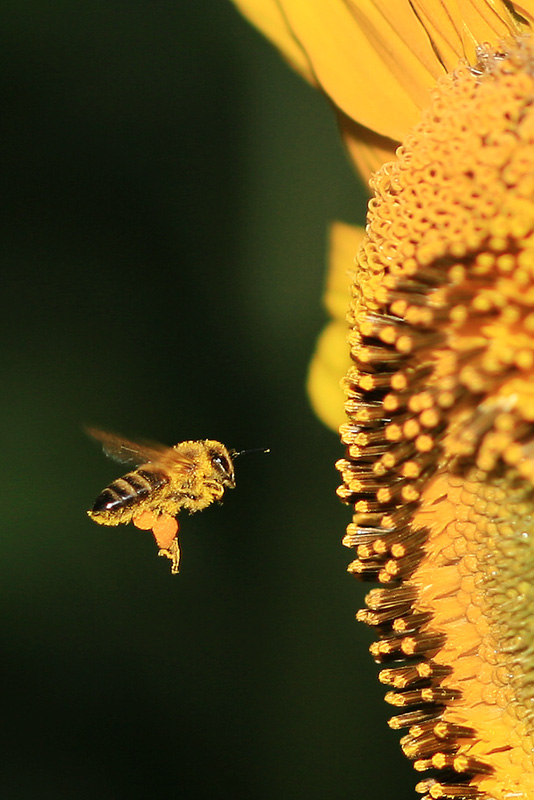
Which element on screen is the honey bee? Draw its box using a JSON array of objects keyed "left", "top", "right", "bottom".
[{"left": 86, "top": 428, "right": 240, "bottom": 574}]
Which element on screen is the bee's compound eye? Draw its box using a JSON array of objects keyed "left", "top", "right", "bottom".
[
  {"left": 211, "top": 454, "right": 230, "bottom": 474},
  {"left": 209, "top": 450, "right": 235, "bottom": 488}
]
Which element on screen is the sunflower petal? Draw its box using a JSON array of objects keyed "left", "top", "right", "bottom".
[
  {"left": 307, "top": 321, "right": 351, "bottom": 431},
  {"left": 323, "top": 221, "right": 365, "bottom": 320},
  {"left": 233, "top": 0, "right": 531, "bottom": 143},
  {"left": 275, "top": 0, "right": 442, "bottom": 140},
  {"left": 405, "top": 1, "right": 524, "bottom": 66},
  {"left": 308, "top": 222, "right": 365, "bottom": 431},
  {"left": 338, "top": 111, "right": 399, "bottom": 184},
  {"left": 406, "top": 0, "right": 477, "bottom": 69},
  {"left": 511, "top": 0, "right": 534, "bottom": 26},
  {"left": 452, "top": 0, "right": 525, "bottom": 60},
  {"left": 231, "top": 0, "right": 316, "bottom": 83}
]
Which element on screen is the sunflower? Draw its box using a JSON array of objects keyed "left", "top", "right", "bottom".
[
  {"left": 233, "top": 0, "right": 534, "bottom": 429},
  {"left": 232, "top": 3, "right": 534, "bottom": 799},
  {"left": 232, "top": 2, "right": 533, "bottom": 176}
]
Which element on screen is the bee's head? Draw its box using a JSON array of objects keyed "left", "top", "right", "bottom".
[
  {"left": 206, "top": 442, "right": 236, "bottom": 489},
  {"left": 205, "top": 442, "right": 270, "bottom": 491}
]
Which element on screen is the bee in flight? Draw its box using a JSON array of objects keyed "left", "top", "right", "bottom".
[{"left": 87, "top": 427, "right": 246, "bottom": 574}]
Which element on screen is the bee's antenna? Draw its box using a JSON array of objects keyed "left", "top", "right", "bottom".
[{"left": 231, "top": 447, "right": 270, "bottom": 459}]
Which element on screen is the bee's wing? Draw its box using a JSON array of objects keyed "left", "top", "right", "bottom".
[{"left": 85, "top": 427, "right": 176, "bottom": 467}]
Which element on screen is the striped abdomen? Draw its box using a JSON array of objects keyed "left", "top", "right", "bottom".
[{"left": 91, "top": 465, "right": 170, "bottom": 517}]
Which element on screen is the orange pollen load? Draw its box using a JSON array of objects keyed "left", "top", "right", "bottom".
[
  {"left": 337, "top": 38, "right": 534, "bottom": 800},
  {"left": 133, "top": 511, "right": 179, "bottom": 549}
]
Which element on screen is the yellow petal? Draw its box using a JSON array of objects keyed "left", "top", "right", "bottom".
[
  {"left": 338, "top": 111, "right": 399, "bottom": 185},
  {"left": 395, "top": 0, "right": 469, "bottom": 70},
  {"left": 323, "top": 221, "right": 365, "bottom": 320},
  {"left": 308, "top": 222, "right": 365, "bottom": 431},
  {"left": 452, "top": 0, "right": 527, "bottom": 59},
  {"left": 407, "top": 0, "right": 524, "bottom": 66},
  {"left": 276, "top": 0, "right": 441, "bottom": 140},
  {"left": 511, "top": 0, "right": 534, "bottom": 25},
  {"left": 233, "top": 0, "right": 531, "bottom": 146},
  {"left": 231, "top": 0, "right": 316, "bottom": 83},
  {"left": 307, "top": 320, "right": 350, "bottom": 432}
]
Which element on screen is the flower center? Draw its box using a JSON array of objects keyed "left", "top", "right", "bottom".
[{"left": 338, "top": 37, "right": 534, "bottom": 800}]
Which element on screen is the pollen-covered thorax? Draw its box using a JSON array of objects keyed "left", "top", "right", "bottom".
[{"left": 338, "top": 38, "right": 534, "bottom": 800}]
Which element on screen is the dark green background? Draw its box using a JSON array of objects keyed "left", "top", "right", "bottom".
[{"left": 1, "top": 2, "right": 413, "bottom": 798}]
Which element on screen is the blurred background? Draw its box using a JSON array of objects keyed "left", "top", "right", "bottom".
[{"left": 0, "top": 2, "right": 414, "bottom": 798}]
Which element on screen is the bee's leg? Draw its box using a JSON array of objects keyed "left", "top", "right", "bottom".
[
  {"left": 158, "top": 538, "right": 181, "bottom": 575},
  {"left": 151, "top": 515, "right": 180, "bottom": 574}
]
